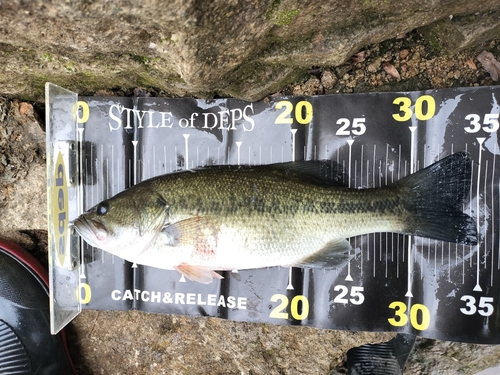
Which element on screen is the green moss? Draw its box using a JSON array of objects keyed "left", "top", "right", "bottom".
[
  {"left": 362, "top": 0, "right": 391, "bottom": 6},
  {"left": 21, "top": 48, "right": 36, "bottom": 57},
  {"left": 0, "top": 50, "right": 185, "bottom": 101},
  {"left": 64, "top": 61, "right": 76, "bottom": 72},
  {"left": 418, "top": 19, "right": 464, "bottom": 55},
  {"left": 266, "top": 0, "right": 299, "bottom": 26},
  {"left": 132, "top": 55, "right": 151, "bottom": 64},
  {"left": 42, "top": 52, "right": 53, "bottom": 62},
  {"left": 273, "top": 9, "right": 299, "bottom": 26}
]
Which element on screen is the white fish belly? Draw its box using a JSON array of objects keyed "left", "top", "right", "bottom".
[{"left": 197, "top": 212, "right": 406, "bottom": 271}]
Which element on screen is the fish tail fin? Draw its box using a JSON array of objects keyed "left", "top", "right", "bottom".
[{"left": 398, "top": 151, "right": 477, "bottom": 245}]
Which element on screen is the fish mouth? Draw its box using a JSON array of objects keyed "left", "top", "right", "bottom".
[{"left": 73, "top": 216, "right": 108, "bottom": 248}]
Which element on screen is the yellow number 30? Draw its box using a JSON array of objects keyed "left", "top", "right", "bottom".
[
  {"left": 388, "top": 301, "right": 430, "bottom": 331},
  {"left": 392, "top": 95, "right": 435, "bottom": 122}
]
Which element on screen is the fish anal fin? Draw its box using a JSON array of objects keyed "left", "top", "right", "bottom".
[
  {"left": 295, "top": 238, "right": 353, "bottom": 268},
  {"left": 174, "top": 264, "right": 223, "bottom": 284}
]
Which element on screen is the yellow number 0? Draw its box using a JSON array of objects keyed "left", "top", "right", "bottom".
[
  {"left": 77, "top": 282, "right": 92, "bottom": 304},
  {"left": 76, "top": 101, "right": 90, "bottom": 123},
  {"left": 295, "top": 101, "right": 313, "bottom": 125},
  {"left": 414, "top": 95, "right": 435, "bottom": 120},
  {"left": 290, "top": 295, "right": 309, "bottom": 320},
  {"left": 410, "top": 304, "right": 430, "bottom": 330}
]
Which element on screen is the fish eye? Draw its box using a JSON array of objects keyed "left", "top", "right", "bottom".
[{"left": 96, "top": 201, "right": 109, "bottom": 216}]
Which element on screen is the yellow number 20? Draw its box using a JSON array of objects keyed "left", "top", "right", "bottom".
[
  {"left": 275, "top": 100, "right": 313, "bottom": 125},
  {"left": 269, "top": 294, "right": 309, "bottom": 320}
]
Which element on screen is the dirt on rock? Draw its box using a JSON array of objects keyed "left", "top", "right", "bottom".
[
  {"left": 0, "top": 99, "right": 45, "bottom": 206},
  {"left": 282, "top": 31, "right": 496, "bottom": 98}
]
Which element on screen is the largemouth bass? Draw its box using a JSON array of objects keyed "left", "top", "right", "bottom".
[{"left": 73, "top": 152, "right": 477, "bottom": 283}]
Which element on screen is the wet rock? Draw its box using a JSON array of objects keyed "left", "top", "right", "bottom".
[
  {"left": 0, "top": 1, "right": 499, "bottom": 101},
  {"left": 321, "top": 70, "right": 338, "bottom": 90},
  {"left": 0, "top": 99, "right": 45, "bottom": 209}
]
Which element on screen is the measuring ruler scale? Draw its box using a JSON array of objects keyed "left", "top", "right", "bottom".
[{"left": 69, "top": 87, "right": 500, "bottom": 344}]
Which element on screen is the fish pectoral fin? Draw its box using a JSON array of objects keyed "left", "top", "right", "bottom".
[
  {"left": 295, "top": 238, "right": 353, "bottom": 269},
  {"left": 174, "top": 264, "right": 223, "bottom": 284},
  {"left": 161, "top": 216, "right": 220, "bottom": 248}
]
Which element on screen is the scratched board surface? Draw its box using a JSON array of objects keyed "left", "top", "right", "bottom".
[{"left": 72, "top": 87, "right": 500, "bottom": 343}]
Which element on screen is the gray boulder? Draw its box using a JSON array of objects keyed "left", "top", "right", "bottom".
[{"left": 0, "top": 0, "right": 499, "bottom": 100}]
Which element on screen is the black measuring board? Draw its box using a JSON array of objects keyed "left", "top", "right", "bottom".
[{"left": 70, "top": 87, "right": 500, "bottom": 344}]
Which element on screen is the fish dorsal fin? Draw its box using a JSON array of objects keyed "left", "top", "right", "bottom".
[
  {"left": 267, "top": 160, "right": 345, "bottom": 186},
  {"left": 199, "top": 160, "right": 345, "bottom": 186},
  {"left": 161, "top": 216, "right": 220, "bottom": 249},
  {"left": 294, "top": 238, "right": 353, "bottom": 268}
]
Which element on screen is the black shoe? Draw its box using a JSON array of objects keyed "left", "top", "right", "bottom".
[
  {"left": 0, "top": 238, "right": 76, "bottom": 374},
  {"left": 345, "top": 333, "right": 416, "bottom": 375}
]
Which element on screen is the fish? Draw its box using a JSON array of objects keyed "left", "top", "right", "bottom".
[{"left": 73, "top": 151, "right": 477, "bottom": 284}]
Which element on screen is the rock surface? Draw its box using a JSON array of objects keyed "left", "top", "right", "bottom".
[{"left": 1, "top": 1, "right": 500, "bottom": 101}]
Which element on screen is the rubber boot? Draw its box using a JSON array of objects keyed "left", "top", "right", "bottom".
[{"left": 0, "top": 238, "right": 76, "bottom": 374}]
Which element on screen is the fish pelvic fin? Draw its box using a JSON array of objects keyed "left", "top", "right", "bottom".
[
  {"left": 174, "top": 264, "right": 224, "bottom": 284},
  {"left": 398, "top": 151, "right": 477, "bottom": 245},
  {"left": 294, "top": 238, "right": 353, "bottom": 268}
]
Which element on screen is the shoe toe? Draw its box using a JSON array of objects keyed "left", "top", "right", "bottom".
[{"left": 0, "top": 240, "right": 76, "bottom": 375}]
